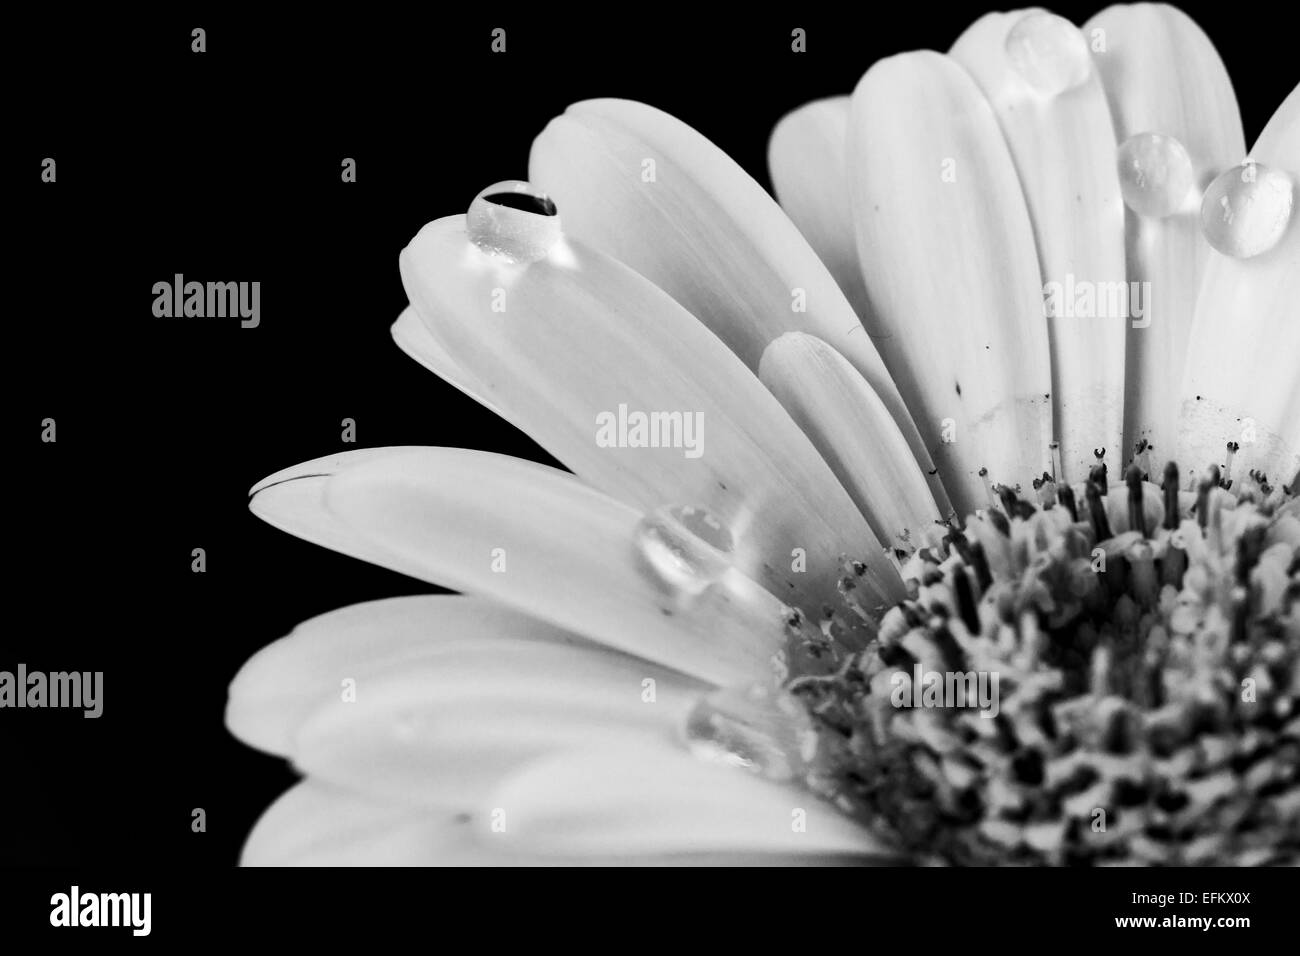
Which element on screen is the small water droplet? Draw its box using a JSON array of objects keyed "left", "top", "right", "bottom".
[
  {"left": 1200, "top": 162, "right": 1294, "bottom": 258},
  {"left": 635, "top": 504, "right": 735, "bottom": 596},
  {"left": 1005, "top": 12, "right": 1091, "bottom": 96},
  {"left": 466, "top": 180, "right": 561, "bottom": 263},
  {"left": 683, "top": 683, "right": 814, "bottom": 782},
  {"left": 1117, "top": 132, "right": 1194, "bottom": 218}
]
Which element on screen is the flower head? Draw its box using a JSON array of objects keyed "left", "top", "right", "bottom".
[{"left": 229, "top": 5, "right": 1299, "bottom": 865}]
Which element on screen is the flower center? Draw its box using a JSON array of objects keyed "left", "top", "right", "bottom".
[{"left": 776, "top": 449, "right": 1300, "bottom": 865}]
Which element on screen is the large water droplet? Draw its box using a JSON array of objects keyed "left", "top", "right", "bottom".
[
  {"left": 1200, "top": 162, "right": 1294, "bottom": 258},
  {"left": 1005, "top": 12, "right": 1092, "bottom": 96},
  {"left": 683, "top": 683, "right": 815, "bottom": 782},
  {"left": 1117, "top": 132, "right": 1194, "bottom": 218},
  {"left": 466, "top": 180, "right": 561, "bottom": 263},
  {"left": 635, "top": 504, "right": 734, "bottom": 596}
]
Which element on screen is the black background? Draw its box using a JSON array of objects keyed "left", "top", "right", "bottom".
[{"left": 7, "top": 5, "right": 1296, "bottom": 871}]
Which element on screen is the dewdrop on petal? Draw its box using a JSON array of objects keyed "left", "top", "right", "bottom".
[
  {"left": 635, "top": 504, "right": 735, "bottom": 597},
  {"left": 1118, "top": 132, "right": 1195, "bottom": 218},
  {"left": 466, "top": 180, "right": 562, "bottom": 263},
  {"left": 1200, "top": 162, "right": 1294, "bottom": 258},
  {"left": 1004, "top": 12, "right": 1092, "bottom": 96},
  {"left": 683, "top": 682, "right": 816, "bottom": 782}
]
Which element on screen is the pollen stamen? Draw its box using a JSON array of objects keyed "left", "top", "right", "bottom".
[
  {"left": 1223, "top": 441, "right": 1240, "bottom": 490},
  {"left": 1085, "top": 481, "right": 1112, "bottom": 540},
  {"left": 1161, "top": 462, "right": 1180, "bottom": 532},
  {"left": 1058, "top": 482, "right": 1078, "bottom": 522},
  {"left": 1133, "top": 439, "right": 1152, "bottom": 481},
  {"left": 979, "top": 467, "right": 998, "bottom": 512},
  {"left": 1126, "top": 465, "right": 1148, "bottom": 539},
  {"left": 779, "top": 448, "right": 1299, "bottom": 865},
  {"left": 1196, "top": 465, "right": 1221, "bottom": 534},
  {"left": 1089, "top": 462, "right": 1109, "bottom": 496},
  {"left": 1034, "top": 472, "right": 1058, "bottom": 510}
]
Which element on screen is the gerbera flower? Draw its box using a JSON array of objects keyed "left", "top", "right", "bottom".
[{"left": 228, "top": 4, "right": 1299, "bottom": 865}]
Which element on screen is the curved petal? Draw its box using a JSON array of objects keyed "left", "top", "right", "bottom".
[
  {"left": 289, "top": 640, "right": 699, "bottom": 807},
  {"left": 760, "top": 332, "right": 941, "bottom": 549},
  {"left": 316, "top": 447, "right": 794, "bottom": 687},
  {"left": 529, "top": 98, "right": 949, "bottom": 513},
  {"left": 241, "top": 781, "right": 529, "bottom": 866},
  {"left": 768, "top": 97, "right": 870, "bottom": 320},
  {"left": 951, "top": 10, "right": 1126, "bottom": 483},
  {"left": 484, "top": 741, "right": 899, "bottom": 859},
  {"left": 248, "top": 448, "right": 435, "bottom": 582},
  {"left": 1181, "top": 83, "right": 1300, "bottom": 485},
  {"left": 399, "top": 216, "right": 905, "bottom": 612},
  {"left": 1085, "top": 3, "right": 1245, "bottom": 460},
  {"left": 244, "top": 780, "right": 886, "bottom": 866},
  {"left": 226, "top": 594, "right": 650, "bottom": 757},
  {"left": 390, "top": 305, "right": 509, "bottom": 421},
  {"left": 848, "top": 51, "right": 1053, "bottom": 515}
]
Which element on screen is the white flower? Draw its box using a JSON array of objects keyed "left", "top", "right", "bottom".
[{"left": 228, "top": 5, "right": 1299, "bottom": 865}]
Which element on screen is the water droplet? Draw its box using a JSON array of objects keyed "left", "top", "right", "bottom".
[
  {"left": 635, "top": 504, "right": 734, "bottom": 596},
  {"left": 1117, "top": 132, "right": 1194, "bottom": 218},
  {"left": 683, "top": 683, "right": 815, "bottom": 782},
  {"left": 1005, "top": 12, "right": 1091, "bottom": 96},
  {"left": 1200, "top": 162, "right": 1294, "bottom": 258},
  {"left": 466, "top": 180, "right": 561, "bottom": 263}
]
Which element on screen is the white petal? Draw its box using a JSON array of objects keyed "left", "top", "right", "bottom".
[
  {"left": 248, "top": 448, "right": 434, "bottom": 581},
  {"left": 1085, "top": 4, "right": 1244, "bottom": 462},
  {"left": 760, "top": 332, "right": 940, "bottom": 549},
  {"left": 321, "top": 447, "right": 795, "bottom": 687},
  {"left": 226, "top": 594, "right": 630, "bottom": 757},
  {"left": 290, "top": 639, "right": 699, "bottom": 807},
  {"left": 241, "top": 781, "right": 530, "bottom": 866},
  {"left": 243, "top": 780, "right": 876, "bottom": 866},
  {"left": 951, "top": 10, "right": 1126, "bottom": 483},
  {"left": 390, "top": 305, "right": 509, "bottom": 421},
  {"left": 1181, "top": 83, "right": 1300, "bottom": 485},
  {"left": 529, "top": 98, "right": 950, "bottom": 514},
  {"left": 484, "top": 742, "right": 897, "bottom": 859},
  {"left": 849, "top": 51, "right": 1053, "bottom": 515},
  {"left": 399, "top": 215, "right": 905, "bottom": 612},
  {"left": 768, "top": 97, "right": 872, "bottom": 320}
]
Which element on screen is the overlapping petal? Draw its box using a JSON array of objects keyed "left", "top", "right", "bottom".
[
  {"left": 951, "top": 10, "right": 1127, "bottom": 483},
  {"left": 227, "top": 594, "right": 671, "bottom": 757},
  {"left": 289, "top": 639, "right": 696, "bottom": 807},
  {"left": 391, "top": 305, "right": 510, "bottom": 422},
  {"left": 848, "top": 51, "right": 1053, "bottom": 515},
  {"left": 250, "top": 447, "right": 793, "bottom": 687},
  {"left": 1180, "top": 83, "right": 1300, "bottom": 486},
  {"left": 484, "top": 742, "right": 897, "bottom": 859},
  {"left": 240, "top": 781, "right": 524, "bottom": 866},
  {"left": 529, "top": 98, "right": 949, "bottom": 513},
  {"left": 760, "top": 332, "right": 941, "bottom": 549},
  {"left": 768, "top": 97, "right": 868, "bottom": 320},
  {"left": 400, "top": 215, "right": 905, "bottom": 611},
  {"left": 1086, "top": 3, "right": 1245, "bottom": 459}
]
